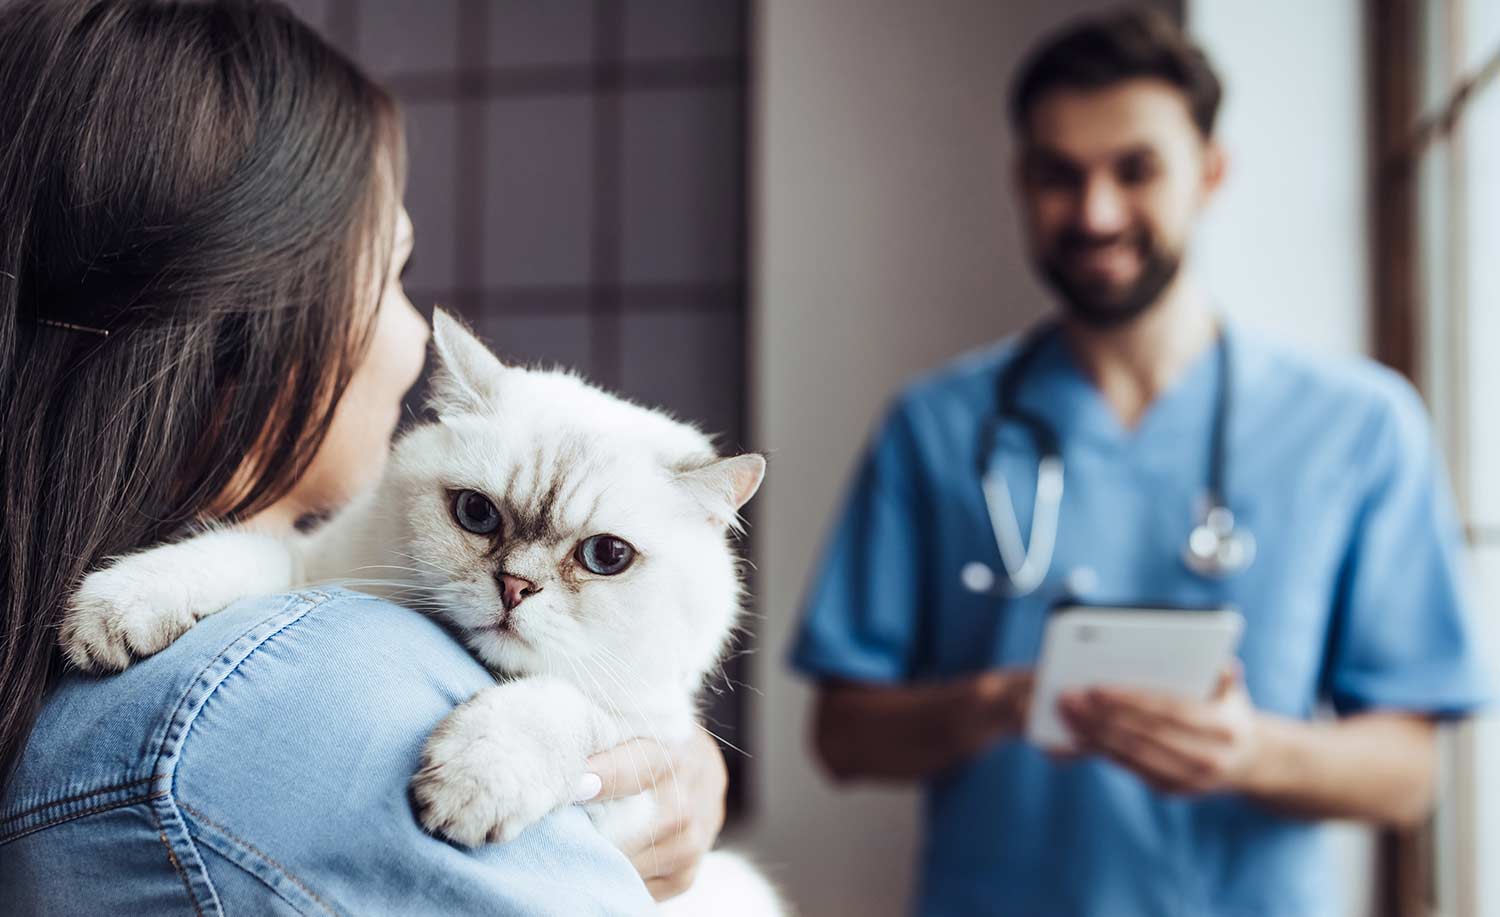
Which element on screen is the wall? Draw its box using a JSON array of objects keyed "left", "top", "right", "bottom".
[
  {"left": 1184, "top": 0, "right": 1375, "bottom": 913},
  {"left": 1458, "top": 9, "right": 1500, "bottom": 915},
  {"left": 1187, "top": 0, "right": 1371, "bottom": 356}
]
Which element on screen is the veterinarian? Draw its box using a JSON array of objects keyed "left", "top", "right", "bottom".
[
  {"left": 0, "top": 2, "right": 724, "bottom": 911},
  {"left": 789, "top": 9, "right": 1492, "bottom": 915}
]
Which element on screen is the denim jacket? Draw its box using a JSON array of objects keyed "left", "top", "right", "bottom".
[{"left": 0, "top": 589, "right": 654, "bottom": 916}]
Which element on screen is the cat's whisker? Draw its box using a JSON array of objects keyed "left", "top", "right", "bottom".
[
  {"left": 317, "top": 577, "right": 434, "bottom": 595},
  {"left": 706, "top": 645, "right": 765, "bottom": 699},
  {"left": 327, "top": 581, "right": 435, "bottom": 596},
  {"left": 315, "top": 580, "right": 453, "bottom": 613},
  {"left": 722, "top": 677, "right": 763, "bottom": 698},
  {"left": 587, "top": 647, "right": 656, "bottom": 717},
  {"left": 578, "top": 658, "right": 655, "bottom": 798},
  {"left": 558, "top": 651, "right": 647, "bottom": 848},
  {"left": 696, "top": 722, "right": 752, "bottom": 760},
  {"left": 343, "top": 541, "right": 456, "bottom": 577},
  {"left": 574, "top": 658, "right": 670, "bottom": 881},
  {"left": 574, "top": 652, "right": 668, "bottom": 873},
  {"left": 347, "top": 563, "right": 441, "bottom": 576},
  {"left": 584, "top": 652, "right": 648, "bottom": 725},
  {"left": 584, "top": 647, "right": 689, "bottom": 857},
  {"left": 388, "top": 550, "right": 456, "bottom": 574}
]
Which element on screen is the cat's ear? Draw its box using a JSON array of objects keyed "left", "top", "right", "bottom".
[
  {"left": 428, "top": 307, "right": 506, "bottom": 416},
  {"left": 674, "top": 453, "right": 766, "bottom": 530}
]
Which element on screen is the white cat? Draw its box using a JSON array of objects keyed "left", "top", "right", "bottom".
[{"left": 60, "top": 309, "right": 782, "bottom": 916}]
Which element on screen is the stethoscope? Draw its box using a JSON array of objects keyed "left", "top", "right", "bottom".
[{"left": 960, "top": 322, "right": 1256, "bottom": 598}]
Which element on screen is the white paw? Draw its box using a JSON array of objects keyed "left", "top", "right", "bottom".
[
  {"left": 59, "top": 563, "right": 204, "bottom": 673},
  {"left": 411, "top": 704, "right": 577, "bottom": 847}
]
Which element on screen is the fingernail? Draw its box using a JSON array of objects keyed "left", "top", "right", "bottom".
[{"left": 571, "top": 772, "right": 602, "bottom": 804}]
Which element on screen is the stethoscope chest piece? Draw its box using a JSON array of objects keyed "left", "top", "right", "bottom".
[{"left": 1182, "top": 504, "right": 1256, "bottom": 579}]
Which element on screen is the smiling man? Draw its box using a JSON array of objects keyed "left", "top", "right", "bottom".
[{"left": 789, "top": 7, "right": 1493, "bottom": 916}]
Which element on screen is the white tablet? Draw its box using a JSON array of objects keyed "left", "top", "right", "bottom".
[{"left": 1027, "top": 603, "right": 1245, "bottom": 751}]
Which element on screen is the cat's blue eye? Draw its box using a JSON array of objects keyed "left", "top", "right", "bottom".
[
  {"left": 576, "top": 534, "right": 635, "bottom": 576},
  {"left": 452, "top": 489, "right": 501, "bottom": 536}
]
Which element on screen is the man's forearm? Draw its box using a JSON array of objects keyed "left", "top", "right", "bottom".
[
  {"left": 1241, "top": 711, "right": 1439, "bottom": 827},
  {"left": 812, "top": 671, "right": 1030, "bottom": 782}
]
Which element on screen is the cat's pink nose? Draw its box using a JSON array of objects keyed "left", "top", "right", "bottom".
[{"left": 498, "top": 573, "right": 540, "bottom": 612}]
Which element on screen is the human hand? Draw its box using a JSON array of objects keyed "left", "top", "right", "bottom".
[
  {"left": 971, "top": 668, "right": 1036, "bottom": 738},
  {"left": 581, "top": 729, "right": 728, "bottom": 901},
  {"left": 1058, "top": 664, "right": 1263, "bottom": 795}
]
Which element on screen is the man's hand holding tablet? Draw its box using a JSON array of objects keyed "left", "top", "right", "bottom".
[
  {"left": 1028, "top": 604, "right": 1258, "bottom": 795},
  {"left": 1059, "top": 661, "right": 1264, "bottom": 795}
]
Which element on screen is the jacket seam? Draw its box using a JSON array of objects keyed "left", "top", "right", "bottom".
[
  {"left": 3, "top": 590, "right": 370, "bottom": 911},
  {"left": 152, "top": 591, "right": 337, "bottom": 799},
  {"left": 146, "top": 591, "right": 345, "bottom": 917},
  {"left": 0, "top": 773, "right": 166, "bottom": 824},
  {"left": 153, "top": 806, "right": 207, "bottom": 917},
  {"left": 0, "top": 792, "right": 165, "bottom": 845},
  {"left": 181, "top": 803, "right": 333, "bottom": 917}
]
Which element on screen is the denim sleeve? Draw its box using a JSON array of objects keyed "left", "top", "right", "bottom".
[{"left": 0, "top": 589, "right": 653, "bottom": 916}]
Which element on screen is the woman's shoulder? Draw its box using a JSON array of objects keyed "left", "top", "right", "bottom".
[
  {"left": 8, "top": 588, "right": 489, "bottom": 803},
  {"left": 4, "top": 589, "right": 653, "bottom": 914}
]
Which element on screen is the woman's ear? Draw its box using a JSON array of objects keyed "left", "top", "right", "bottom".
[
  {"left": 674, "top": 453, "right": 767, "bottom": 531},
  {"left": 427, "top": 307, "right": 507, "bottom": 416}
]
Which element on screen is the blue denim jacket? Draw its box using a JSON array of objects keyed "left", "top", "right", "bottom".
[{"left": 0, "top": 589, "right": 654, "bottom": 915}]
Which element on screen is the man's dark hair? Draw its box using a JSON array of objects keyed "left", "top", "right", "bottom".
[{"left": 1010, "top": 6, "right": 1223, "bottom": 138}]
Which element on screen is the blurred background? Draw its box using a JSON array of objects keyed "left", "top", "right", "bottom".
[{"left": 274, "top": 1, "right": 1494, "bottom": 914}]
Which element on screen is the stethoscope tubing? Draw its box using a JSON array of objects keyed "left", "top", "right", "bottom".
[{"left": 968, "top": 321, "right": 1252, "bottom": 597}]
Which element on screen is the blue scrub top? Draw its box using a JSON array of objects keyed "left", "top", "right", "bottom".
[{"left": 790, "top": 325, "right": 1494, "bottom": 917}]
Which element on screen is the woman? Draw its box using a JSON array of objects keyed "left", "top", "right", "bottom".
[{"left": 0, "top": 1, "right": 725, "bottom": 912}]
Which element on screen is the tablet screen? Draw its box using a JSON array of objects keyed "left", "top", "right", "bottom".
[{"left": 1027, "top": 604, "right": 1245, "bottom": 751}]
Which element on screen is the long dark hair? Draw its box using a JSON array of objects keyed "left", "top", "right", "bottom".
[{"left": 0, "top": 0, "right": 403, "bottom": 784}]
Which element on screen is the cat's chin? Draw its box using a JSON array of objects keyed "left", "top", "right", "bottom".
[{"left": 464, "top": 627, "right": 544, "bottom": 677}]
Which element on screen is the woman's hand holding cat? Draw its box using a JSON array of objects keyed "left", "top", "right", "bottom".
[{"left": 583, "top": 729, "right": 728, "bottom": 901}]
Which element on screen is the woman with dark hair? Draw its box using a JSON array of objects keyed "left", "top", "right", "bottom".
[{"left": 0, "top": 1, "right": 725, "bottom": 911}]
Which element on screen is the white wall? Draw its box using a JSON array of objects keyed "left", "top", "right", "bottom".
[
  {"left": 1188, "top": 0, "right": 1370, "bottom": 356},
  {"left": 1461, "top": 16, "right": 1500, "bottom": 913},
  {"left": 745, "top": 2, "right": 1373, "bottom": 915},
  {"left": 1185, "top": 1, "right": 1375, "bottom": 914}
]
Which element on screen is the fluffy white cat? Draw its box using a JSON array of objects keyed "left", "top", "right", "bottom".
[{"left": 59, "top": 309, "right": 782, "bottom": 916}]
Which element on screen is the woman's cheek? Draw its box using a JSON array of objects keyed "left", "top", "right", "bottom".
[
  {"left": 392, "top": 298, "right": 431, "bottom": 391},
  {"left": 286, "top": 298, "right": 429, "bottom": 514},
  {"left": 376, "top": 293, "right": 430, "bottom": 397},
  {"left": 350, "top": 294, "right": 428, "bottom": 442},
  {"left": 294, "top": 391, "right": 392, "bottom": 512}
]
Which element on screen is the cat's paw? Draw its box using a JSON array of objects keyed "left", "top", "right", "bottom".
[
  {"left": 59, "top": 562, "right": 204, "bottom": 672},
  {"left": 411, "top": 703, "right": 578, "bottom": 847}
]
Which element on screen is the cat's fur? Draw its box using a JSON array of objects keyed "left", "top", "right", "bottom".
[{"left": 60, "top": 309, "right": 781, "bottom": 916}]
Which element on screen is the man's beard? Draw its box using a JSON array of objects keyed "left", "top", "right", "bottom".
[{"left": 1038, "top": 228, "right": 1183, "bottom": 329}]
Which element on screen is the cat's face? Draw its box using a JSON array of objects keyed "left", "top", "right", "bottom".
[{"left": 383, "top": 310, "right": 763, "bottom": 697}]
